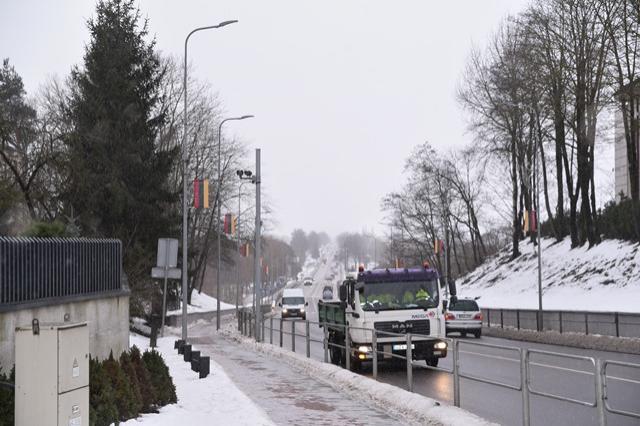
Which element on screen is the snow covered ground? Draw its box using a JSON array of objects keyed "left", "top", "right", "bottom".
[
  {"left": 166, "top": 290, "right": 235, "bottom": 316},
  {"left": 458, "top": 237, "right": 640, "bottom": 313},
  {"left": 121, "top": 333, "right": 274, "bottom": 426}
]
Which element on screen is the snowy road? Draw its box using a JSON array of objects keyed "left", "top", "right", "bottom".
[{"left": 265, "top": 249, "right": 640, "bottom": 426}]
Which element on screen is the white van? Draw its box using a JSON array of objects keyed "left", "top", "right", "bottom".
[{"left": 279, "top": 288, "right": 308, "bottom": 319}]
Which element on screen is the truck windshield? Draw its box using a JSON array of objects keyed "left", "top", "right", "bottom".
[
  {"left": 282, "top": 297, "right": 305, "bottom": 305},
  {"left": 360, "top": 280, "right": 439, "bottom": 311}
]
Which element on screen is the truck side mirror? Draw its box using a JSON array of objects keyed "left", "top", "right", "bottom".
[
  {"left": 278, "top": 302, "right": 282, "bottom": 307},
  {"left": 443, "top": 300, "right": 448, "bottom": 311},
  {"left": 305, "top": 302, "right": 308, "bottom": 306},
  {"left": 339, "top": 285, "right": 347, "bottom": 302}
]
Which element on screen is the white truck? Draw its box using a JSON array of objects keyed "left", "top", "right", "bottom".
[{"left": 318, "top": 265, "right": 451, "bottom": 370}]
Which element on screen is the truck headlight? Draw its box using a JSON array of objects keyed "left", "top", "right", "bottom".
[
  {"left": 300, "top": 308, "right": 305, "bottom": 313},
  {"left": 434, "top": 341, "right": 447, "bottom": 350},
  {"left": 357, "top": 345, "right": 371, "bottom": 353},
  {"left": 282, "top": 308, "right": 288, "bottom": 313}
]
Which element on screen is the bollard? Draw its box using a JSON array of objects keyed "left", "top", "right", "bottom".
[
  {"left": 190, "top": 351, "right": 201, "bottom": 372},
  {"left": 199, "top": 356, "right": 210, "bottom": 379},
  {"left": 270, "top": 317, "right": 274, "bottom": 344},
  {"left": 279, "top": 318, "right": 284, "bottom": 347},
  {"left": 406, "top": 333, "right": 413, "bottom": 392},
  {"left": 183, "top": 344, "right": 192, "bottom": 362},
  {"left": 291, "top": 320, "right": 296, "bottom": 353},
  {"left": 177, "top": 340, "right": 186, "bottom": 355},
  {"left": 453, "top": 339, "right": 461, "bottom": 407},
  {"left": 306, "top": 320, "right": 311, "bottom": 358},
  {"left": 345, "top": 324, "right": 351, "bottom": 371},
  {"left": 372, "top": 330, "right": 378, "bottom": 380},
  {"left": 323, "top": 322, "right": 329, "bottom": 363}
]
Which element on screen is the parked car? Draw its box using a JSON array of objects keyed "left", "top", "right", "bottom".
[
  {"left": 445, "top": 298, "right": 482, "bottom": 338},
  {"left": 322, "top": 285, "right": 333, "bottom": 300}
]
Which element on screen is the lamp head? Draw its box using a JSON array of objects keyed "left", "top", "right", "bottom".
[{"left": 217, "top": 20, "right": 238, "bottom": 28}]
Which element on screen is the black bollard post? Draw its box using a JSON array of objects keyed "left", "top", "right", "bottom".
[{"left": 199, "top": 356, "right": 210, "bottom": 379}]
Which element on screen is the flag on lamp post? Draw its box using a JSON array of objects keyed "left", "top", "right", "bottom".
[
  {"left": 193, "top": 179, "right": 209, "bottom": 209},
  {"left": 223, "top": 214, "right": 237, "bottom": 235}
]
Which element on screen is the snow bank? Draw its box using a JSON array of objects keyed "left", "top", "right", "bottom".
[
  {"left": 123, "top": 334, "right": 274, "bottom": 426},
  {"left": 220, "top": 326, "right": 495, "bottom": 426},
  {"left": 459, "top": 238, "right": 640, "bottom": 313},
  {"left": 167, "top": 290, "right": 235, "bottom": 316}
]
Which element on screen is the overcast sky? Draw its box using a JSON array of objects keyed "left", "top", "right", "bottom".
[{"left": 1, "top": 0, "right": 532, "bottom": 240}]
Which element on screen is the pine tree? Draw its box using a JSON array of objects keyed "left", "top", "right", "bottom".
[{"left": 66, "top": 0, "right": 178, "bottom": 285}]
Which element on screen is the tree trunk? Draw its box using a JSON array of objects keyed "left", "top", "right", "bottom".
[
  {"left": 511, "top": 136, "right": 521, "bottom": 259},
  {"left": 553, "top": 103, "right": 566, "bottom": 238}
]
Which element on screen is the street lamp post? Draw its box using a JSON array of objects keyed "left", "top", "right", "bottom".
[
  {"left": 182, "top": 20, "right": 237, "bottom": 342},
  {"left": 235, "top": 170, "right": 254, "bottom": 316},
  {"left": 216, "top": 115, "right": 254, "bottom": 330}
]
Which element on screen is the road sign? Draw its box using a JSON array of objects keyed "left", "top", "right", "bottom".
[
  {"left": 151, "top": 267, "right": 181, "bottom": 280},
  {"left": 153, "top": 238, "right": 181, "bottom": 338},
  {"left": 156, "top": 238, "right": 178, "bottom": 268}
]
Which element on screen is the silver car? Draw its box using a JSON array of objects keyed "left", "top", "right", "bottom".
[{"left": 445, "top": 299, "right": 482, "bottom": 338}]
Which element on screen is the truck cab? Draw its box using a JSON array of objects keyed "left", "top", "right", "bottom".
[{"left": 319, "top": 265, "right": 448, "bottom": 370}]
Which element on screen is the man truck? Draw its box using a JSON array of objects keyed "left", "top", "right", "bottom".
[{"left": 318, "top": 264, "right": 453, "bottom": 370}]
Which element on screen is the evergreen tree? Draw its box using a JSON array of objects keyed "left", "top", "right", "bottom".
[{"left": 67, "top": 0, "right": 178, "bottom": 286}]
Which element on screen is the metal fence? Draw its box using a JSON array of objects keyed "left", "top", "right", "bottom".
[
  {"left": 237, "top": 309, "right": 640, "bottom": 426},
  {"left": 482, "top": 307, "right": 640, "bottom": 338},
  {"left": 0, "top": 237, "right": 123, "bottom": 308}
]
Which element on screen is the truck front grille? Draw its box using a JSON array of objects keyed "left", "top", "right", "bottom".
[{"left": 374, "top": 320, "right": 430, "bottom": 337}]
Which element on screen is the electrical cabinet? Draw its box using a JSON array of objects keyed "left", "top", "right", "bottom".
[{"left": 15, "top": 322, "right": 89, "bottom": 426}]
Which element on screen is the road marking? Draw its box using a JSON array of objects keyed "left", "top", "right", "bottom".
[{"left": 459, "top": 350, "right": 640, "bottom": 385}]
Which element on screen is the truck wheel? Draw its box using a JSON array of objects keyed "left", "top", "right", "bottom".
[
  {"left": 329, "top": 347, "right": 341, "bottom": 365},
  {"left": 474, "top": 330, "right": 482, "bottom": 338},
  {"left": 426, "top": 357, "right": 439, "bottom": 368},
  {"left": 350, "top": 357, "right": 361, "bottom": 372}
]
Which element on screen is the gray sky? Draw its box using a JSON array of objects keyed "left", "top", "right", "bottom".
[{"left": 1, "top": 0, "right": 531, "bottom": 239}]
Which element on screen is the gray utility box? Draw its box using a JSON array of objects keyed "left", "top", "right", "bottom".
[{"left": 15, "top": 322, "right": 89, "bottom": 426}]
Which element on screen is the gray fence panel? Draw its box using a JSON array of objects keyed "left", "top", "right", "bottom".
[
  {"left": 0, "top": 237, "right": 123, "bottom": 308},
  {"left": 480, "top": 306, "right": 640, "bottom": 339}
]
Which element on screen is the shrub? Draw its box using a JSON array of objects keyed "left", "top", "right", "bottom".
[
  {"left": 142, "top": 350, "right": 177, "bottom": 406},
  {"left": 119, "top": 351, "right": 143, "bottom": 416},
  {"left": 89, "top": 358, "right": 118, "bottom": 426},
  {"left": 129, "top": 346, "right": 157, "bottom": 413},
  {"left": 0, "top": 366, "right": 14, "bottom": 426},
  {"left": 102, "top": 352, "right": 139, "bottom": 421}
]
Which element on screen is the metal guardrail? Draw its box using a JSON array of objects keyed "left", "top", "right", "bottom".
[
  {"left": 483, "top": 307, "right": 640, "bottom": 338},
  {"left": 0, "top": 237, "right": 123, "bottom": 308},
  {"left": 602, "top": 360, "right": 640, "bottom": 420},
  {"left": 236, "top": 309, "right": 640, "bottom": 426}
]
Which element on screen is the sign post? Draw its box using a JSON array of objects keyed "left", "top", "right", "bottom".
[{"left": 152, "top": 238, "right": 180, "bottom": 336}]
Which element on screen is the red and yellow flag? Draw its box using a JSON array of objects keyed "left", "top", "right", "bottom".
[
  {"left": 523, "top": 210, "right": 537, "bottom": 233},
  {"left": 223, "top": 213, "right": 237, "bottom": 235},
  {"left": 193, "top": 179, "right": 209, "bottom": 209}
]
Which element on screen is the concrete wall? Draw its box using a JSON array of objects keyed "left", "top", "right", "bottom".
[{"left": 0, "top": 293, "right": 129, "bottom": 370}]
